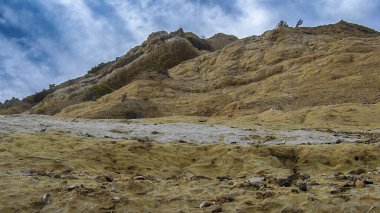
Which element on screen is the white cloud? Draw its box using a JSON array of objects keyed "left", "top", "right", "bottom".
[
  {"left": 0, "top": 35, "right": 52, "bottom": 100},
  {"left": 316, "top": 0, "right": 380, "bottom": 21}
]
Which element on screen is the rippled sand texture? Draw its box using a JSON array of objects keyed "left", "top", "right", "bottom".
[{"left": 0, "top": 130, "right": 379, "bottom": 212}]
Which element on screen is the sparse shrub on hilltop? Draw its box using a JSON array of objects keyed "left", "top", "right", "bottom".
[
  {"left": 276, "top": 20, "right": 289, "bottom": 28},
  {"left": 296, "top": 19, "right": 303, "bottom": 28}
]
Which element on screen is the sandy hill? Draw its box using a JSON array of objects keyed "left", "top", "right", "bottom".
[{"left": 1, "top": 21, "right": 380, "bottom": 129}]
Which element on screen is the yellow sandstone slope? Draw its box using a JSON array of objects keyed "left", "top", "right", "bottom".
[
  {"left": 55, "top": 21, "right": 380, "bottom": 129},
  {"left": 1, "top": 21, "right": 379, "bottom": 129}
]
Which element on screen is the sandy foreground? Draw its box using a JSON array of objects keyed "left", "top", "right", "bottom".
[{"left": 0, "top": 115, "right": 379, "bottom": 212}]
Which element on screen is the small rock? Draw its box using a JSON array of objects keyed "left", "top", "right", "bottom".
[
  {"left": 364, "top": 180, "right": 373, "bottom": 184},
  {"left": 338, "top": 195, "right": 350, "bottom": 202},
  {"left": 216, "top": 176, "right": 231, "bottom": 181},
  {"left": 249, "top": 177, "right": 265, "bottom": 185},
  {"left": 211, "top": 206, "right": 223, "bottom": 213},
  {"left": 336, "top": 139, "right": 342, "bottom": 144},
  {"left": 31, "top": 177, "right": 40, "bottom": 184},
  {"left": 62, "top": 168, "right": 73, "bottom": 175},
  {"left": 349, "top": 168, "right": 366, "bottom": 175},
  {"left": 330, "top": 188, "right": 341, "bottom": 194},
  {"left": 42, "top": 193, "right": 52, "bottom": 204},
  {"left": 21, "top": 168, "right": 37, "bottom": 176},
  {"left": 301, "top": 174, "right": 310, "bottom": 180},
  {"left": 256, "top": 191, "right": 275, "bottom": 199},
  {"left": 216, "top": 194, "right": 234, "bottom": 203},
  {"left": 66, "top": 185, "right": 78, "bottom": 191},
  {"left": 40, "top": 128, "right": 47, "bottom": 132},
  {"left": 85, "top": 133, "right": 94, "bottom": 138},
  {"left": 53, "top": 174, "right": 62, "bottom": 179},
  {"left": 278, "top": 177, "right": 293, "bottom": 187},
  {"left": 134, "top": 176, "right": 146, "bottom": 180},
  {"left": 133, "top": 175, "right": 155, "bottom": 181},
  {"left": 151, "top": 131, "right": 159, "bottom": 135},
  {"left": 310, "top": 181, "right": 319, "bottom": 186},
  {"left": 308, "top": 195, "right": 318, "bottom": 201},
  {"left": 251, "top": 182, "right": 266, "bottom": 189},
  {"left": 138, "top": 136, "right": 150, "bottom": 142},
  {"left": 341, "top": 182, "right": 354, "bottom": 187},
  {"left": 291, "top": 188, "right": 299, "bottom": 194},
  {"left": 298, "top": 182, "right": 308, "bottom": 191},
  {"left": 112, "top": 196, "right": 120, "bottom": 202},
  {"left": 105, "top": 176, "right": 113, "bottom": 182},
  {"left": 198, "top": 119, "right": 208, "bottom": 123},
  {"left": 354, "top": 180, "right": 365, "bottom": 188},
  {"left": 199, "top": 201, "right": 215, "bottom": 208},
  {"left": 36, "top": 169, "right": 48, "bottom": 176},
  {"left": 63, "top": 175, "right": 78, "bottom": 180}
]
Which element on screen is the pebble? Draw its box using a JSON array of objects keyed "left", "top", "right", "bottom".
[
  {"left": 298, "top": 182, "right": 308, "bottom": 191},
  {"left": 105, "top": 175, "right": 113, "bottom": 182},
  {"left": 308, "top": 195, "right": 318, "bottom": 201},
  {"left": 211, "top": 206, "right": 223, "bottom": 213},
  {"left": 21, "top": 168, "right": 37, "bottom": 176},
  {"left": 330, "top": 188, "right": 341, "bottom": 194},
  {"left": 63, "top": 175, "right": 78, "bottom": 180},
  {"left": 31, "top": 177, "right": 40, "bottom": 184},
  {"left": 133, "top": 175, "right": 155, "bottom": 181},
  {"left": 251, "top": 182, "right": 266, "bottom": 189},
  {"left": 138, "top": 136, "right": 150, "bottom": 142},
  {"left": 112, "top": 196, "right": 120, "bottom": 202},
  {"left": 364, "top": 180, "right": 373, "bottom": 184},
  {"left": 199, "top": 201, "right": 215, "bottom": 208},
  {"left": 62, "top": 168, "right": 73, "bottom": 175},
  {"left": 151, "top": 131, "right": 160, "bottom": 134},
  {"left": 278, "top": 177, "right": 293, "bottom": 187},
  {"left": 348, "top": 168, "right": 366, "bottom": 175},
  {"left": 66, "top": 185, "right": 78, "bottom": 191},
  {"left": 53, "top": 174, "right": 62, "bottom": 179},
  {"left": 216, "top": 194, "right": 234, "bottom": 203},
  {"left": 42, "top": 193, "right": 52, "bottom": 204},
  {"left": 216, "top": 176, "right": 231, "bottom": 181},
  {"left": 85, "top": 133, "right": 94, "bottom": 137},
  {"left": 291, "top": 189, "right": 299, "bottom": 194},
  {"left": 301, "top": 174, "right": 311, "bottom": 180},
  {"left": 249, "top": 177, "right": 265, "bottom": 185},
  {"left": 354, "top": 180, "right": 365, "bottom": 188},
  {"left": 256, "top": 191, "right": 275, "bottom": 199}
]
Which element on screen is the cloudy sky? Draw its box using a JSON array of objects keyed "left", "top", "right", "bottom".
[{"left": 0, "top": 0, "right": 379, "bottom": 102}]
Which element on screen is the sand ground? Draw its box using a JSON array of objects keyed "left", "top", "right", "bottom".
[{"left": 0, "top": 115, "right": 379, "bottom": 212}]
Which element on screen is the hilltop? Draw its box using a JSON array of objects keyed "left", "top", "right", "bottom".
[{"left": 1, "top": 21, "right": 380, "bottom": 129}]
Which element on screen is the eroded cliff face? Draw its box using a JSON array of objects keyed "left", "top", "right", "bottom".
[
  {"left": 2, "top": 22, "right": 380, "bottom": 128},
  {"left": 18, "top": 29, "right": 235, "bottom": 116}
]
